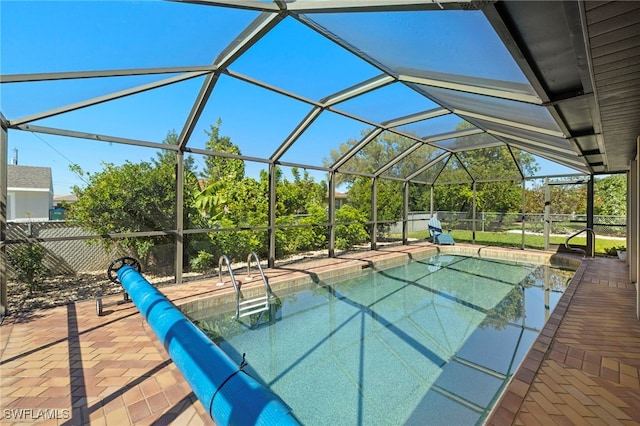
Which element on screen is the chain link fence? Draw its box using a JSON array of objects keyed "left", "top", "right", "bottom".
[{"left": 433, "top": 211, "right": 626, "bottom": 237}]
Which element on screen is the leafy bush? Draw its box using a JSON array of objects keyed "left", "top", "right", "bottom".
[
  {"left": 190, "top": 250, "right": 217, "bottom": 272},
  {"left": 207, "top": 218, "right": 264, "bottom": 261},
  {"left": 8, "top": 243, "right": 48, "bottom": 290},
  {"left": 604, "top": 245, "right": 626, "bottom": 256},
  {"left": 335, "top": 205, "right": 369, "bottom": 250}
]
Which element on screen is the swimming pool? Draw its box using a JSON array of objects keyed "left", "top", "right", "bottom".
[{"left": 192, "top": 254, "right": 574, "bottom": 425}]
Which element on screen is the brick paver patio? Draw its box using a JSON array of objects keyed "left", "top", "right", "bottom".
[
  {"left": 487, "top": 256, "right": 640, "bottom": 425},
  {"left": 1, "top": 243, "right": 638, "bottom": 425}
]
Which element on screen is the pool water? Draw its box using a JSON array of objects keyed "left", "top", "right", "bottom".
[{"left": 193, "top": 254, "right": 574, "bottom": 425}]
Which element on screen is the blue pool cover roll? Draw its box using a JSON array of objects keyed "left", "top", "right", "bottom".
[{"left": 116, "top": 265, "right": 300, "bottom": 425}]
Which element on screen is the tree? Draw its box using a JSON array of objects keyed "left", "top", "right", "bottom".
[
  {"left": 325, "top": 130, "right": 430, "bottom": 185},
  {"left": 524, "top": 174, "right": 627, "bottom": 218},
  {"left": 192, "top": 121, "right": 330, "bottom": 261},
  {"left": 433, "top": 123, "right": 538, "bottom": 213},
  {"left": 324, "top": 131, "right": 426, "bottom": 227},
  {"left": 273, "top": 168, "right": 328, "bottom": 255},
  {"left": 68, "top": 131, "right": 202, "bottom": 269},
  {"left": 326, "top": 124, "right": 539, "bottom": 218},
  {"left": 202, "top": 119, "right": 245, "bottom": 182},
  {"left": 277, "top": 168, "right": 326, "bottom": 216},
  {"left": 525, "top": 180, "right": 587, "bottom": 215},
  {"left": 68, "top": 160, "right": 176, "bottom": 267},
  {"left": 594, "top": 174, "right": 626, "bottom": 215},
  {"left": 194, "top": 120, "right": 246, "bottom": 223}
]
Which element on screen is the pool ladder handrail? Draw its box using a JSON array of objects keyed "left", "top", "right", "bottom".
[
  {"left": 564, "top": 228, "right": 595, "bottom": 258},
  {"left": 240, "top": 251, "right": 272, "bottom": 318},
  {"left": 217, "top": 254, "right": 239, "bottom": 288},
  {"left": 218, "top": 253, "right": 271, "bottom": 320}
]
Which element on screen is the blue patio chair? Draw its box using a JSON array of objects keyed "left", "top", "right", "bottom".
[{"left": 428, "top": 216, "right": 455, "bottom": 245}]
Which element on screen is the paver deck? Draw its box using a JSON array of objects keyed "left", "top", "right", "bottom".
[
  {"left": 1, "top": 243, "right": 638, "bottom": 425},
  {"left": 487, "top": 254, "right": 640, "bottom": 425}
]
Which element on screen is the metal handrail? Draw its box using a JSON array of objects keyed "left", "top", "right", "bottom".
[
  {"left": 218, "top": 253, "right": 271, "bottom": 320},
  {"left": 246, "top": 251, "right": 272, "bottom": 296},
  {"left": 217, "top": 255, "right": 242, "bottom": 318},
  {"left": 565, "top": 228, "right": 595, "bottom": 258}
]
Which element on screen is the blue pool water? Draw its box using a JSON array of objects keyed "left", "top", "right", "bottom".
[{"left": 193, "top": 254, "right": 574, "bottom": 425}]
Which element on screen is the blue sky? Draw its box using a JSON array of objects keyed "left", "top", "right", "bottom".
[{"left": 1, "top": 1, "right": 580, "bottom": 195}]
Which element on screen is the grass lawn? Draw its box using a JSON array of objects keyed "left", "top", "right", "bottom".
[{"left": 406, "top": 230, "right": 625, "bottom": 256}]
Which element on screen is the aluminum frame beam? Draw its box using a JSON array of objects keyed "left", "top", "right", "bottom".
[
  {"left": 13, "top": 124, "right": 178, "bottom": 152},
  {"left": 398, "top": 73, "right": 542, "bottom": 105},
  {"left": 375, "top": 142, "right": 423, "bottom": 177},
  {"left": 0, "top": 66, "right": 217, "bottom": 83},
  {"left": 487, "top": 129, "right": 580, "bottom": 158},
  {"left": 169, "top": 0, "right": 280, "bottom": 12},
  {"left": 423, "top": 127, "right": 484, "bottom": 145},
  {"left": 10, "top": 72, "right": 209, "bottom": 127},
  {"left": 455, "top": 110, "right": 566, "bottom": 139},
  {"left": 406, "top": 152, "right": 450, "bottom": 182},
  {"left": 285, "top": 0, "right": 467, "bottom": 13},
  {"left": 321, "top": 74, "right": 395, "bottom": 107},
  {"left": 382, "top": 107, "right": 450, "bottom": 129},
  {"left": 271, "top": 107, "right": 323, "bottom": 162},
  {"left": 178, "top": 11, "right": 285, "bottom": 150}
]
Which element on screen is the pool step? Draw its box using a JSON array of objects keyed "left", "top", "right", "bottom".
[
  {"left": 238, "top": 295, "right": 269, "bottom": 318},
  {"left": 219, "top": 251, "right": 272, "bottom": 320}
]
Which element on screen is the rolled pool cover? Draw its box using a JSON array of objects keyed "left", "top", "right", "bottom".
[{"left": 116, "top": 265, "right": 300, "bottom": 425}]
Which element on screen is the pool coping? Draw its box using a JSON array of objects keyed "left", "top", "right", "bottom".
[
  {"left": 179, "top": 243, "right": 580, "bottom": 318},
  {"left": 484, "top": 249, "right": 589, "bottom": 425}
]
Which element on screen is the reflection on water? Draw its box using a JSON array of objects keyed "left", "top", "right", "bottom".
[{"left": 192, "top": 255, "right": 574, "bottom": 426}]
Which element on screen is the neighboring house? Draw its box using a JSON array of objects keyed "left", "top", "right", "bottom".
[
  {"left": 51, "top": 194, "right": 78, "bottom": 220},
  {"left": 53, "top": 194, "right": 78, "bottom": 208},
  {"left": 7, "top": 165, "right": 54, "bottom": 222},
  {"left": 334, "top": 191, "right": 348, "bottom": 209},
  {"left": 325, "top": 191, "right": 349, "bottom": 209}
]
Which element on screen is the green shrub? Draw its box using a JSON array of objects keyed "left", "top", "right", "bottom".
[
  {"left": 8, "top": 243, "right": 48, "bottom": 290},
  {"left": 190, "top": 250, "right": 217, "bottom": 272},
  {"left": 207, "top": 218, "right": 264, "bottom": 261},
  {"left": 604, "top": 245, "right": 626, "bottom": 256},
  {"left": 335, "top": 205, "right": 369, "bottom": 250}
]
